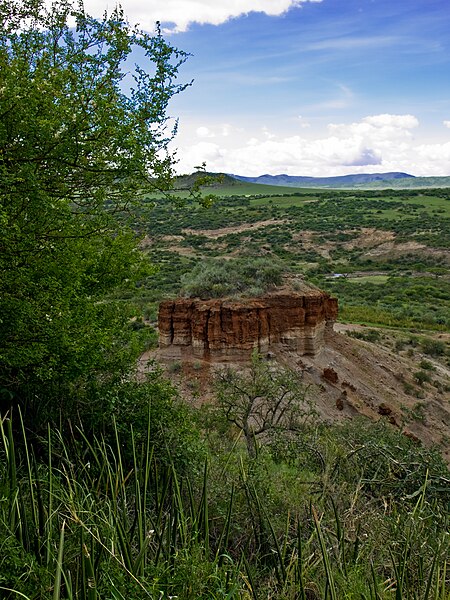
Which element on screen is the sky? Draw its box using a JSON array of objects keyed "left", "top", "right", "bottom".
[{"left": 83, "top": 0, "right": 450, "bottom": 177}]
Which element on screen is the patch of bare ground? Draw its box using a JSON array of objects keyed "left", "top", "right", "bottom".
[
  {"left": 365, "top": 240, "right": 450, "bottom": 262},
  {"left": 165, "top": 245, "right": 198, "bottom": 257},
  {"left": 291, "top": 230, "right": 316, "bottom": 243},
  {"left": 343, "top": 228, "right": 395, "bottom": 250},
  {"left": 291, "top": 231, "right": 333, "bottom": 259},
  {"left": 307, "top": 325, "right": 450, "bottom": 463},
  {"left": 291, "top": 228, "right": 449, "bottom": 266},
  {"left": 138, "top": 235, "right": 153, "bottom": 249},
  {"left": 182, "top": 218, "right": 288, "bottom": 239},
  {"left": 161, "top": 235, "right": 184, "bottom": 243}
]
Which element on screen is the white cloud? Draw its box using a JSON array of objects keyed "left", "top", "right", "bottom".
[
  {"left": 307, "top": 36, "right": 400, "bottom": 52},
  {"left": 173, "top": 114, "right": 450, "bottom": 177},
  {"left": 175, "top": 141, "right": 225, "bottom": 174},
  {"left": 363, "top": 114, "right": 419, "bottom": 129},
  {"left": 82, "top": 0, "right": 322, "bottom": 32},
  {"left": 196, "top": 126, "right": 215, "bottom": 138},
  {"left": 444, "top": 120, "right": 450, "bottom": 128},
  {"left": 329, "top": 114, "right": 418, "bottom": 139},
  {"left": 221, "top": 124, "right": 232, "bottom": 137},
  {"left": 297, "top": 116, "right": 311, "bottom": 128}
]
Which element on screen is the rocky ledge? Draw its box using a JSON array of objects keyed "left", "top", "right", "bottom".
[{"left": 158, "top": 286, "right": 338, "bottom": 361}]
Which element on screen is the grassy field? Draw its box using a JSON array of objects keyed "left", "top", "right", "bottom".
[{"left": 342, "top": 275, "right": 390, "bottom": 284}]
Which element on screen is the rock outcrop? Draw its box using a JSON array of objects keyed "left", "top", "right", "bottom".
[{"left": 158, "top": 286, "right": 338, "bottom": 361}]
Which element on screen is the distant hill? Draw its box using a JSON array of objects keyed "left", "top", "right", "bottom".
[
  {"left": 358, "top": 175, "right": 450, "bottom": 189},
  {"left": 175, "top": 172, "right": 239, "bottom": 189},
  {"left": 231, "top": 172, "right": 416, "bottom": 188}
]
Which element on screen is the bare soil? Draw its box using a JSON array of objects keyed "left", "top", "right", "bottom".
[{"left": 181, "top": 219, "right": 287, "bottom": 239}]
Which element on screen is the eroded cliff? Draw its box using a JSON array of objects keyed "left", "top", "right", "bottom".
[{"left": 158, "top": 286, "right": 338, "bottom": 361}]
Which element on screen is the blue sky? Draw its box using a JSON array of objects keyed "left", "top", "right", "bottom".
[{"left": 87, "top": 0, "right": 450, "bottom": 176}]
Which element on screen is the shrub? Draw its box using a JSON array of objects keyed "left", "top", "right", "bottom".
[
  {"left": 419, "top": 359, "right": 435, "bottom": 371},
  {"left": 83, "top": 369, "right": 206, "bottom": 475},
  {"left": 422, "top": 338, "right": 446, "bottom": 357},
  {"left": 413, "top": 370, "right": 432, "bottom": 386},
  {"left": 181, "top": 257, "right": 284, "bottom": 299},
  {"left": 347, "top": 328, "right": 382, "bottom": 343}
]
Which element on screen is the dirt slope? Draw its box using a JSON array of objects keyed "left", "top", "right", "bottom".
[{"left": 141, "top": 324, "right": 450, "bottom": 463}]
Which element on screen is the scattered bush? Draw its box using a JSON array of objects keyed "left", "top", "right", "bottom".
[{"left": 347, "top": 328, "right": 382, "bottom": 343}]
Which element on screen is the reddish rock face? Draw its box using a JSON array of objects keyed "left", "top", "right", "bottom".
[
  {"left": 322, "top": 367, "right": 339, "bottom": 384},
  {"left": 158, "top": 288, "right": 338, "bottom": 361}
]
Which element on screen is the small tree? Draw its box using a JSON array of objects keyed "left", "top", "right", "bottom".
[{"left": 214, "top": 352, "right": 316, "bottom": 458}]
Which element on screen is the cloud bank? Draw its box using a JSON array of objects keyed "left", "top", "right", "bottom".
[
  {"left": 174, "top": 114, "right": 450, "bottom": 177},
  {"left": 82, "top": 0, "right": 321, "bottom": 32}
]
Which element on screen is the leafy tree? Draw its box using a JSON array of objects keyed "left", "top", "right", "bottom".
[
  {"left": 0, "top": 0, "right": 188, "bottom": 421},
  {"left": 214, "top": 352, "right": 316, "bottom": 457}
]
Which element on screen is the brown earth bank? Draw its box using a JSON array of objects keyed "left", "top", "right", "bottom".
[
  {"left": 181, "top": 218, "right": 288, "bottom": 239},
  {"left": 140, "top": 319, "right": 450, "bottom": 464}
]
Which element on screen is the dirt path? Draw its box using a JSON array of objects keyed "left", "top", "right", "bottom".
[{"left": 182, "top": 219, "right": 287, "bottom": 239}]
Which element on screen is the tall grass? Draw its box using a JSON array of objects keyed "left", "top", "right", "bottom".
[{"left": 0, "top": 412, "right": 448, "bottom": 599}]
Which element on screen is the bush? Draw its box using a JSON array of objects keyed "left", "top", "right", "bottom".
[
  {"left": 421, "top": 338, "right": 446, "bottom": 357},
  {"left": 419, "top": 359, "right": 436, "bottom": 371},
  {"left": 347, "top": 328, "right": 382, "bottom": 343},
  {"left": 82, "top": 369, "right": 206, "bottom": 475},
  {"left": 413, "top": 370, "right": 432, "bottom": 386},
  {"left": 181, "top": 257, "right": 284, "bottom": 299}
]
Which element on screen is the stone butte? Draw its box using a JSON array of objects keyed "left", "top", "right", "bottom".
[{"left": 158, "top": 282, "right": 338, "bottom": 362}]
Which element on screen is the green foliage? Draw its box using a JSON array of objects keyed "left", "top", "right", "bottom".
[
  {"left": 1, "top": 412, "right": 449, "bottom": 599},
  {"left": 138, "top": 183, "right": 450, "bottom": 332},
  {"left": 347, "top": 328, "right": 382, "bottom": 343},
  {"left": 419, "top": 359, "right": 435, "bottom": 371},
  {"left": 181, "top": 257, "right": 284, "bottom": 299},
  {"left": 421, "top": 338, "right": 447, "bottom": 357},
  {"left": 0, "top": 0, "right": 188, "bottom": 420},
  {"left": 89, "top": 372, "right": 206, "bottom": 473},
  {"left": 413, "top": 370, "right": 432, "bottom": 386},
  {"left": 1, "top": 5, "right": 449, "bottom": 597},
  {"left": 0, "top": 409, "right": 210, "bottom": 600},
  {"left": 214, "top": 352, "right": 316, "bottom": 457}
]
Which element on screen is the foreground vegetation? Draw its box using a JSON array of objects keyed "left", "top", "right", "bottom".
[{"left": 1, "top": 394, "right": 449, "bottom": 599}]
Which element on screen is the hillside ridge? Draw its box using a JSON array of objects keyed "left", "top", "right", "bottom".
[{"left": 231, "top": 171, "right": 414, "bottom": 187}]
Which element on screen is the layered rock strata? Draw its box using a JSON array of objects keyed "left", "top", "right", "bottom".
[{"left": 158, "top": 288, "right": 338, "bottom": 361}]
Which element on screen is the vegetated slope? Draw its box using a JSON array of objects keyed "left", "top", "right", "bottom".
[
  {"left": 230, "top": 172, "right": 450, "bottom": 189},
  {"left": 140, "top": 187, "right": 450, "bottom": 331},
  {"left": 285, "top": 325, "right": 450, "bottom": 463},
  {"left": 171, "top": 171, "right": 317, "bottom": 196}
]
